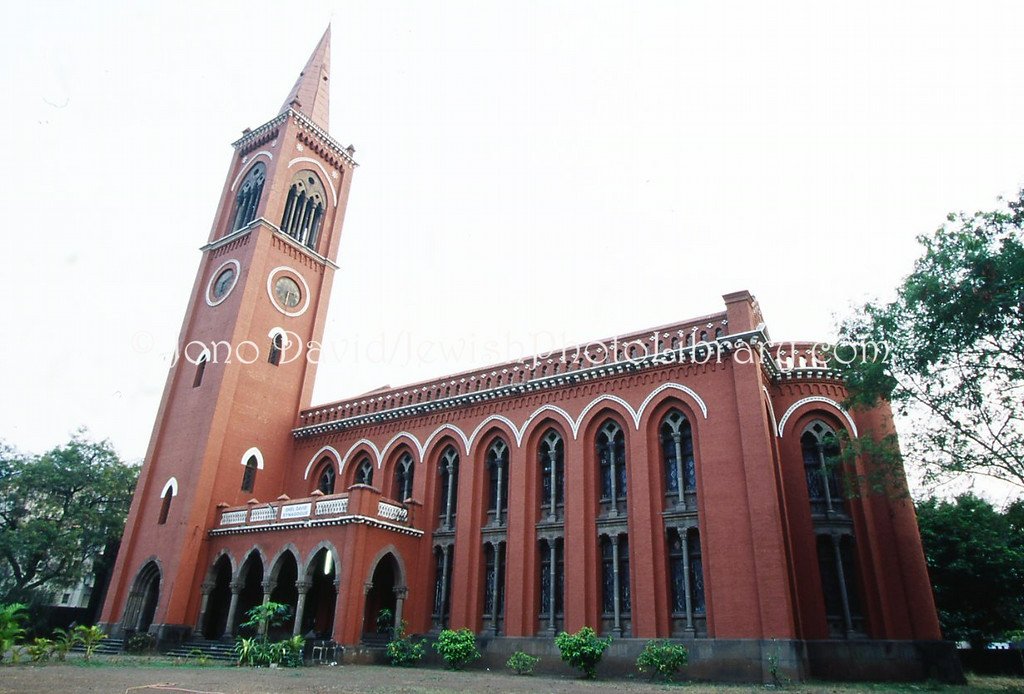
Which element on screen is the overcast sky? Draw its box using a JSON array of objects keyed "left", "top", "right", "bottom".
[{"left": 2, "top": 1, "right": 1023, "bottom": 499}]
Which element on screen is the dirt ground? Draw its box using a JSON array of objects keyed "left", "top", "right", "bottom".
[{"left": 0, "top": 659, "right": 1021, "bottom": 694}]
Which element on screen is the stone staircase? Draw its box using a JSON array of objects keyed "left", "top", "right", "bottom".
[{"left": 164, "top": 639, "right": 237, "bottom": 662}]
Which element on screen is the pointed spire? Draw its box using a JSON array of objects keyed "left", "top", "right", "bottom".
[{"left": 280, "top": 26, "right": 331, "bottom": 130}]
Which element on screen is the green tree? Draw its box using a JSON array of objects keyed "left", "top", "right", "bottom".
[
  {"left": 916, "top": 494, "right": 1024, "bottom": 647},
  {"left": 836, "top": 190, "right": 1024, "bottom": 489},
  {"left": 0, "top": 433, "right": 139, "bottom": 604}
]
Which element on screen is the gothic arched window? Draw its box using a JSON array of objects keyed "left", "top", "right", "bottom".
[
  {"left": 241, "top": 455, "right": 258, "bottom": 493},
  {"left": 316, "top": 459, "right": 336, "bottom": 495},
  {"left": 801, "top": 421, "right": 844, "bottom": 515},
  {"left": 486, "top": 439, "right": 509, "bottom": 526},
  {"left": 354, "top": 457, "right": 374, "bottom": 486},
  {"left": 660, "top": 410, "right": 696, "bottom": 507},
  {"left": 232, "top": 162, "right": 266, "bottom": 232},
  {"left": 539, "top": 429, "right": 564, "bottom": 522},
  {"left": 393, "top": 453, "right": 414, "bottom": 501},
  {"left": 268, "top": 332, "right": 284, "bottom": 366},
  {"left": 597, "top": 420, "right": 627, "bottom": 514},
  {"left": 438, "top": 447, "right": 459, "bottom": 529},
  {"left": 279, "top": 170, "right": 327, "bottom": 251}
]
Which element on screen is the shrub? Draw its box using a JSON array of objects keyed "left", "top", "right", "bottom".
[
  {"left": 74, "top": 625, "right": 107, "bottom": 662},
  {"left": 125, "top": 631, "right": 156, "bottom": 654},
  {"left": 27, "top": 637, "right": 53, "bottom": 662},
  {"left": 555, "top": 626, "right": 611, "bottom": 679},
  {"left": 386, "top": 622, "right": 425, "bottom": 667},
  {"left": 240, "top": 601, "right": 292, "bottom": 635},
  {"left": 636, "top": 639, "right": 688, "bottom": 681},
  {"left": 50, "top": 628, "right": 76, "bottom": 662},
  {"left": 433, "top": 628, "right": 480, "bottom": 670},
  {"left": 0, "top": 603, "right": 27, "bottom": 662},
  {"left": 278, "top": 635, "right": 305, "bottom": 668},
  {"left": 505, "top": 649, "right": 539, "bottom": 675}
]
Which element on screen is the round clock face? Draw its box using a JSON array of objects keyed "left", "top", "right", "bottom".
[
  {"left": 212, "top": 268, "right": 236, "bottom": 299},
  {"left": 274, "top": 277, "right": 301, "bottom": 309}
]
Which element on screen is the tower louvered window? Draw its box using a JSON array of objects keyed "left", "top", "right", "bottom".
[
  {"left": 232, "top": 163, "right": 266, "bottom": 231},
  {"left": 280, "top": 170, "right": 327, "bottom": 251}
]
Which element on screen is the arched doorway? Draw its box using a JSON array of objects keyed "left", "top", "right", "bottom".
[
  {"left": 203, "top": 555, "right": 232, "bottom": 639},
  {"left": 363, "top": 553, "right": 401, "bottom": 644},
  {"left": 303, "top": 547, "right": 337, "bottom": 638},
  {"left": 235, "top": 553, "right": 264, "bottom": 636},
  {"left": 269, "top": 551, "right": 299, "bottom": 639},
  {"left": 121, "top": 561, "right": 161, "bottom": 634}
]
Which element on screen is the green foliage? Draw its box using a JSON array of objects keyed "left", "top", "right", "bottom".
[
  {"left": 0, "top": 603, "right": 27, "bottom": 662},
  {"left": 187, "top": 647, "right": 209, "bottom": 665},
  {"left": 234, "top": 634, "right": 304, "bottom": 668},
  {"left": 505, "top": 649, "right": 539, "bottom": 675},
  {"left": 0, "top": 433, "right": 139, "bottom": 604},
  {"left": 433, "top": 628, "right": 480, "bottom": 670},
  {"left": 74, "top": 625, "right": 107, "bottom": 661},
  {"left": 836, "top": 191, "right": 1024, "bottom": 490},
  {"left": 385, "top": 621, "right": 425, "bottom": 667},
  {"left": 50, "top": 627, "right": 76, "bottom": 662},
  {"left": 375, "top": 607, "right": 394, "bottom": 634},
  {"left": 125, "top": 631, "right": 155, "bottom": 654},
  {"left": 240, "top": 601, "right": 293, "bottom": 634},
  {"left": 917, "top": 494, "right": 1024, "bottom": 647},
  {"left": 26, "top": 637, "right": 53, "bottom": 662},
  {"left": 554, "top": 626, "right": 611, "bottom": 679},
  {"left": 635, "top": 639, "right": 688, "bottom": 681}
]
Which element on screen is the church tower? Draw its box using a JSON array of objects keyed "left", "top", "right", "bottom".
[{"left": 100, "top": 27, "right": 356, "bottom": 641}]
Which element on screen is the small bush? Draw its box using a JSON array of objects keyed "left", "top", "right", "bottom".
[
  {"left": 74, "top": 625, "right": 107, "bottom": 662},
  {"left": 636, "top": 639, "right": 688, "bottom": 681},
  {"left": 386, "top": 622, "right": 425, "bottom": 667},
  {"left": 125, "top": 631, "right": 155, "bottom": 654},
  {"left": 50, "top": 628, "right": 76, "bottom": 662},
  {"left": 0, "top": 603, "right": 27, "bottom": 662},
  {"left": 27, "top": 637, "right": 53, "bottom": 662},
  {"left": 555, "top": 626, "right": 611, "bottom": 679},
  {"left": 433, "top": 628, "right": 480, "bottom": 670},
  {"left": 506, "top": 649, "right": 539, "bottom": 675}
]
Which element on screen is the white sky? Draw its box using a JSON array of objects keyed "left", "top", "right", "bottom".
[{"left": 2, "top": 2, "right": 1023, "bottom": 502}]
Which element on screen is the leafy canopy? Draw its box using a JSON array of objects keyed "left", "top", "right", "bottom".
[
  {"left": 916, "top": 494, "right": 1024, "bottom": 646},
  {"left": 837, "top": 190, "right": 1024, "bottom": 488},
  {"left": 0, "top": 432, "right": 138, "bottom": 603}
]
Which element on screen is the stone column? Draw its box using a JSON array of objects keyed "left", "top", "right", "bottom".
[
  {"left": 225, "top": 581, "right": 243, "bottom": 637},
  {"left": 547, "top": 540, "right": 558, "bottom": 635},
  {"left": 673, "top": 432, "right": 686, "bottom": 507},
  {"left": 547, "top": 451, "right": 558, "bottom": 522},
  {"left": 293, "top": 580, "right": 312, "bottom": 637},
  {"left": 611, "top": 534, "right": 622, "bottom": 636},
  {"left": 679, "top": 527, "right": 695, "bottom": 635},
  {"left": 490, "top": 542, "right": 502, "bottom": 634},
  {"left": 607, "top": 448, "right": 619, "bottom": 517},
  {"left": 819, "top": 444, "right": 835, "bottom": 514},
  {"left": 439, "top": 545, "right": 452, "bottom": 628},
  {"left": 394, "top": 586, "right": 408, "bottom": 629},
  {"left": 831, "top": 534, "right": 854, "bottom": 637},
  {"left": 443, "top": 462, "right": 455, "bottom": 529},
  {"left": 259, "top": 580, "right": 277, "bottom": 637},
  {"left": 195, "top": 580, "right": 215, "bottom": 635},
  {"left": 495, "top": 461, "right": 505, "bottom": 526}
]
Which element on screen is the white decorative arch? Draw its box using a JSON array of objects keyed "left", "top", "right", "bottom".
[
  {"left": 636, "top": 382, "right": 709, "bottom": 420},
  {"left": 303, "top": 445, "right": 343, "bottom": 480},
  {"left": 577, "top": 394, "right": 640, "bottom": 430},
  {"left": 159, "top": 477, "right": 178, "bottom": 498},
  {"left": 520, "top": 404, "right": 579, "bottom": 439},
  {"left": 379, "top": 432, "right": 425, "bottom": 462},
  {"left": 287, "top": 157, "right": 338, "bottom": 205},
  {"left": 230, "top": 151, "right": 273, "bottom": 192},
  {"left": 422, "top": 423, "right": 471, "bottom": 456},
  {"left": 777, "top": 396, "right": 859, "bottom": 438},
  {"left": 468, "top": 415, "right": 523, "bottom": 449},
  {"left": 241, "top": 447, "right": 265, "bottom": 470},
  {"left": 338, "top": 439, "right": 383, "bottom": 475}
]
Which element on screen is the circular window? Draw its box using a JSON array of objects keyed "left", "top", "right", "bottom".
[
  {"left": 206, "top": 259, "right": 241, "bottom": 307},
  {"left": 274, "top": 276, "right": 301, "bottom": 309},
  {"left": 213, "top": 268, "right": 236, "bottom": 299}
]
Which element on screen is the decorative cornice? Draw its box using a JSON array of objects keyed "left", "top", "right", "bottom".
[
  {"left": 200, "top": 219, "right": 339, "bottom": 270},
  {"left": 232, "top": 110, "right": 358, "bottom": 168},
  {"left": 209, "top": 514, "right": 423, "bottom": 538},
  {"left": 292, "top": 328, "right": 770, "bottom": 439}
]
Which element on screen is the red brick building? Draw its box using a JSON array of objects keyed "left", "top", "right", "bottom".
[{"left": 100, "top": 29, "right": 958, "bottom": 681}]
